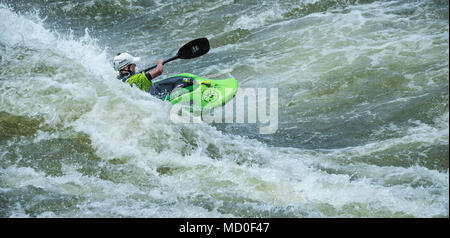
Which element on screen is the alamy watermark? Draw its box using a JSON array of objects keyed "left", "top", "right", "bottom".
[{"left": 169, "top": 87, "right": 278, "bottom": 134}]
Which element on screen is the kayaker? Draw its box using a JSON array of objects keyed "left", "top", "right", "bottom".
[
  {"left": 113, "top": 52, "right": 164, "bottom": 92},
  {"left": 113, "top": 52, "right": 195, "bottom": 99}
]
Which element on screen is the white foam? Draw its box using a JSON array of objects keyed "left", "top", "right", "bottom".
[{"left": 0, "top": 2, "right": 448, "bottom": 218}]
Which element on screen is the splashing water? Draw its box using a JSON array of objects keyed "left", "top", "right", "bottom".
[{"left": 0, "top": 0, "right": 448, "bottom": 218}]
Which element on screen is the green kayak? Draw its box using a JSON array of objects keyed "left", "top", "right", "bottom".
[{"left": 150, "top": 73, "right": 238, "bottom": 113}]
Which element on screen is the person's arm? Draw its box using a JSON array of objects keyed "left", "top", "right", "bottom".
[{"left": 148, "top": 59, "right": 164, "bottom": 80}]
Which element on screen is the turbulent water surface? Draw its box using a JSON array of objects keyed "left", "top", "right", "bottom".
[{"left": 0, "top": 0, "right": 448, "bottom": 217}]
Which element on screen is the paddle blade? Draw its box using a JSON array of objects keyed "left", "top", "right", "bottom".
[{"left": 177, "top": 38, "right": 210, "bottom": 59}]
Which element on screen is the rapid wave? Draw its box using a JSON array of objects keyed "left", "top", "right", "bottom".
[{"left": 0, "top": 1, "right": 448, "bottom": 218}]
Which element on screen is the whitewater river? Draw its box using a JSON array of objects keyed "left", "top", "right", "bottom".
[{"left": 0, "top": 0, "right": 448, "bottom": 217}]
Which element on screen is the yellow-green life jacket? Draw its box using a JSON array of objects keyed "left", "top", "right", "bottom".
[{"left": 127, "top": 71, "right": 152, "bottom": 92}]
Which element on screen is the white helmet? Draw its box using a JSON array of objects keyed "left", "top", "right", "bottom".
[{"left": 113, "top": 53, "right": 141, "bottom": 71}]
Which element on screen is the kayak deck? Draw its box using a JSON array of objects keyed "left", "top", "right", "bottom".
[{"left": 156, "top": 73, "right": 238, "bottom": 113}]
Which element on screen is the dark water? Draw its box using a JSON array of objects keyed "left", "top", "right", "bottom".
[{"left": 0, "top": 0, "right": 448, "bottom": 217}]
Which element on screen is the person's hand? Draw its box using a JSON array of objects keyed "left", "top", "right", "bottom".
[
  {"left": 150, "top": 59, "right": 164, "bottom": 79},
  {"left": 156, "top": 59, "right": 164, "bottom": 73}
]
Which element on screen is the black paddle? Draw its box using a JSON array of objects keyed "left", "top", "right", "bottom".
[{"left": 140, "top": 38, "right": 210, "bottom": 73}]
